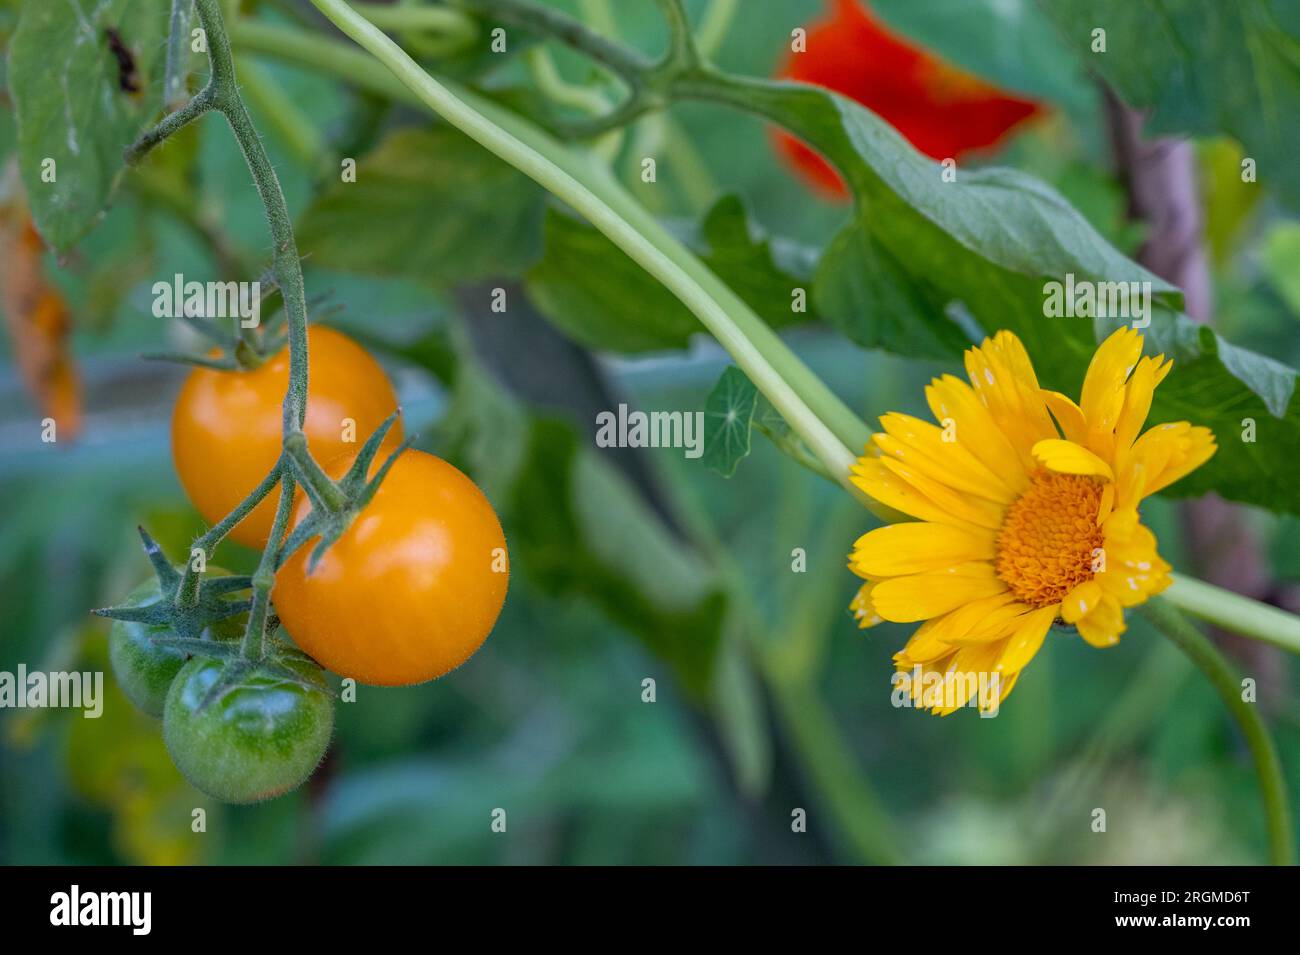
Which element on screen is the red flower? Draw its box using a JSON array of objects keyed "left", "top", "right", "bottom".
[{"left": 774, "top": 0, "right": 1043, "bottom": 199}]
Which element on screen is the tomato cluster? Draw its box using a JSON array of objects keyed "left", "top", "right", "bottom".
[
  {"left": 107, "top": 327, "right": 509, "bottom": 803},
  {"left": 773, "top": 0, "right": 1043, "bottom": 198}
]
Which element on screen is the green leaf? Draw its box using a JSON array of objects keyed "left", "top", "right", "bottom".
[
  {"left": 700, "top": 365, "right": 826, "bottom": 481},
  {"left": 524, "top": 194, "right": 815, "bottom": 352},
  {"left": 699, "top": 74, "right": 1300, "bottom": 513},
  {"left": 523, "top": 207, "right": 700, "bottom": 351},
  {"left": 296, "top": 125, "right": 546, "bottom": 283},
  {"left": 691, "top": 194, "right": 817, "bottom": 330},
  {"left": 701, "top": 366, "right": 758, "bottom": 477},
  {"left": 814, "top": 218, "right": 970, "bottom": 358},
  {"left": 1040, "top": 0, "right": 1300, "bottom": 210},
  {"left": 9, "top": 0, "right": 167, "bottom": 250}
]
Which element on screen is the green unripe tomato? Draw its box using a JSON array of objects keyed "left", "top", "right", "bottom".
[
  {"left": 107, "top": 571, "right": 241, "bottom": 717},
  {"left": 162, "top": 656, "right": 334, "bottom": 804}
]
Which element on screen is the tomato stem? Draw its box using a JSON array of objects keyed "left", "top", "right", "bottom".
[
  {"left": 129, "top": 0, "right": 350, "bottom": 666},
  {"left": 284, "top": 432, "right": 349, "bottom": 513}
]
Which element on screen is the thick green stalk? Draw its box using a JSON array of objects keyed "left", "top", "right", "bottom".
[
  {"left": 1141, "top": 597, "right": 1295, "bottom": 866},
  {"left": 1165, "top": 573, "right": 1300, "bottom": 656},
  {"left": 304, "top": 0, "right": 877, "bottom": 504}
]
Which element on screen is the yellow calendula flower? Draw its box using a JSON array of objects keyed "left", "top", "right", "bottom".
[{"left": 849, "top": 327, "right": 1216, "bottom": 715}]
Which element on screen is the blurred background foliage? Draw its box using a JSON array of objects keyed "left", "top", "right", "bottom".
[{"left": 1, "top": 0, "right": 1298, "bottom": 865}]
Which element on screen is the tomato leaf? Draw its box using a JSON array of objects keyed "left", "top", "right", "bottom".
[
  {"left": 705, "top": 75, "right": 1300, "bottom": 513},
  {"left": 1041, "top": 0, "right": 1300, "bottom": 211},
  {"left": 9, "top": 0, "right": 167, "bottom": 250},
  {"left": 296, "top": 126, "right": 547, "bottom": 284}
]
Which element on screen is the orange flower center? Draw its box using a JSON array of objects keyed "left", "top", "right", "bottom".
[{"left": 996, "top": 469, "right": 1104, "bottom": 609}]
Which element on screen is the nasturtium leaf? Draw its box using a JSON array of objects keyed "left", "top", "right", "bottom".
[
  {"left": 9, "top": 0, "right": 167, "bottom": 250},
  {"left": 700, "top": 366, "right": 819, "bottom": 480},
  {"left": 702, "top": 366, "right": 759, "bottom": 477},
  {"left": 708, "top": 75, "right": 1300, "bottom": 513},
  {"left": 524, "top": 194, "right": 816, "bottom": 353},
  {"left": 296, "top": 125, "right": 546, "bottom": 284},
  {"left": 1041, "top": 0, "right": 1300, "bottom": 211}
]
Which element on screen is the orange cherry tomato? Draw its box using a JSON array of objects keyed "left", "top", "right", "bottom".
[
  {"left": 171, "top": 325, "right": 402, "bottom": 549},
  {"left": 273, "top": 449, "right": 509, "bottom": 686}
]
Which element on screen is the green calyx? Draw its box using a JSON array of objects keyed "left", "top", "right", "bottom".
[
  {"left": 93, "top": 527, "right": 252, "bottom": 655},
  {"left": 280, "top": 408, "right": 412, "bottom": 572}
]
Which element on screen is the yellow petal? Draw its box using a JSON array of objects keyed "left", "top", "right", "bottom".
[
  {"left": 875, "top": 412, "right": 1016, "bottom": 503},
  {"left": 849, "top": 581, "right": 884, "bottom": 628},
  {"left": 1113, "top": 355, "right": 1162, "bottom": 451},
  {"left": 901, "top": 592, "right": 1021, "bottom": 657},
  {"left": 963, "top": 332, "right": 1057, "bottom": 464},
  {"left": 925, "top": 375, "right": 1028, "bottom": 490},
  {"left": 1032, "top": 438, "right": 1115, "bottom": 480},
  {"left": 1143, "top": 424, "right": 1217, "bottom": 496},
  {"left": 1060, "top": 580, "right": 1103, "bottom": 623},
  {"left": 894, "top": 618, "right": 952, "bottom": 666},
  {"left": 879, "top": 457, "right": 1007, "bottom": 530},
  {"left": 849, "top": 522, "right": 995, "bottom": 577},
  {"left": 997, "top": 605, "right": 1058, "bottom": 673},
  {"left": 871, "top": 564, "right": 1007, "bottom": 623},
  {"left": 1076, "top": 594, "right": 1125, "bottom": 647},
  {"left": 1080, "top": 326, "right": 1143, "bottom": 439},
  {"left": 1041, "top": 389, "right": 1088, "bottom": 444},
  {"left": 849, "top": 458, "right": 982, "bottom": 529}
]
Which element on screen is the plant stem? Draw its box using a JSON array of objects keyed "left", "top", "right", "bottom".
[
  {"left": 298, "top": 2, "right": 880, "bottom": 513},
  {"left": 353, "top": 1, "right": 476, "bottom": 37},
  {"left": 284, "top": 431, "right": 348, "bottom": 512},
  {"left": 695, "top": 0, "right": 739, "bottom": 59},
  {"left": 1141, "top": 597, "right": 1295, "bottom": 866},
  {"left": 447, "top": 0, "right": 650, "bottom": 82},
  {"left": 1165, "top": 573, "right": 1300, "bottom": 656},
  {"left": 194, "top": 0, "right": 310, "bottom": 434},
  {"left": 243, "top": 474, "right": 299, "bottom": 660},
  {"left": 132, "top": 0, "right": 331, "bottom": 665}
]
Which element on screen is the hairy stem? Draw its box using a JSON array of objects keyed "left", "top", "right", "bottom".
[{"left": 1141, "top": 597, "right": 1294, "bottom": 866}]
